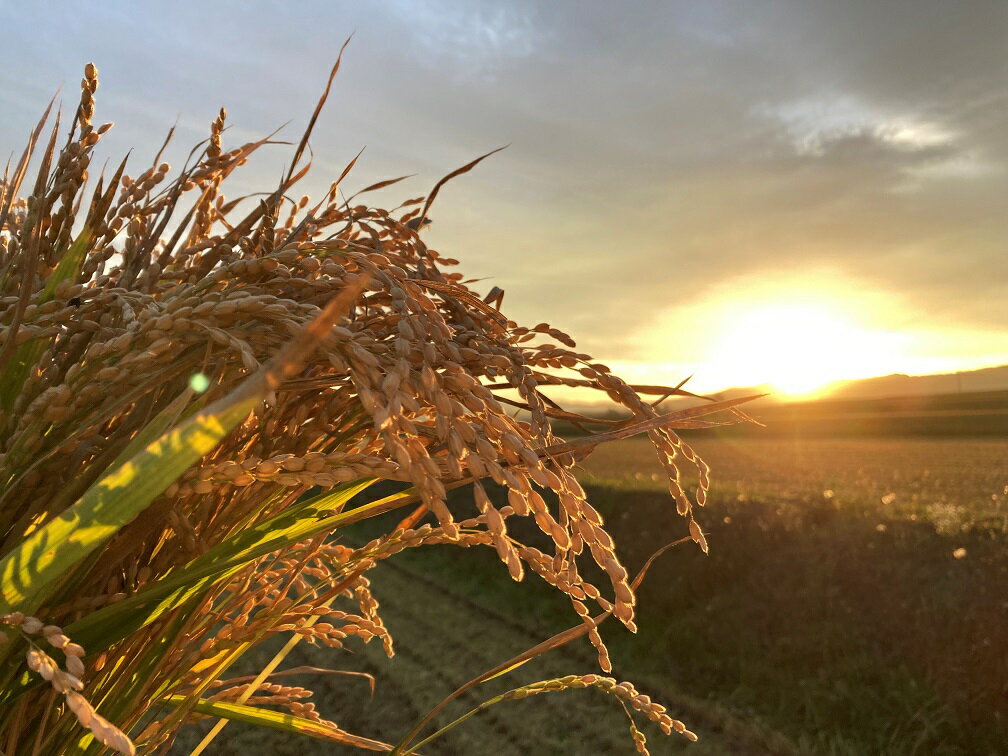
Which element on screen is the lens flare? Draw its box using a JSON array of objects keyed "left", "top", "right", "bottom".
[{"left": 189, "top": 373, "right": 210, "bottom": 393}]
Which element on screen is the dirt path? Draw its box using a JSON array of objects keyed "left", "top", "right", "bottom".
[{"left": 176, "top": 560, "right": 796, "bottom": 755}]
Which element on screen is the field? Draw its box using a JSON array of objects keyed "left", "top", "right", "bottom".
[
  {"left": 706, "top": 389, "right": 1008, "bottom": 438},
  {"left": 577, "top": 435, "right": 1007, "bottom": 752},
  {"left": 176, "top": 432, "right": 1007, "bottom": 754}
]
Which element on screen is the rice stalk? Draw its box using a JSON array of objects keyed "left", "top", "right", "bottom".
[{"left": 0, "top": 56, "right": 748, "bottom": 753}]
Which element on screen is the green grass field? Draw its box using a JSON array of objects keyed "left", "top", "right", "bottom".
[{"left": 176, "top": 434, "right": 1006, "bottom": 754}]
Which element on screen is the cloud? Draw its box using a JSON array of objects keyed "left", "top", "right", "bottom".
[
  {"left": 1, "top": 0, "right": 1005, "bottom": 380},
  {"left": 382, "top": 0, "right": 546, "bottom": 80}
]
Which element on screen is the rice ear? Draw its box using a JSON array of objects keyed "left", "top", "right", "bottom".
[{"left": 0, "top": 60, "right": 743, "bottom": 753}]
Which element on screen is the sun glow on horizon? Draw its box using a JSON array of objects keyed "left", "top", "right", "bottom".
[
  {"left": 702, "top": 302, "right": 903, "bottom": 398},
  {"left": 644, "top": 273, "right": 926, "bottom": 399},
  {"left": 585, "top": 272, "right": 1008, "bottom": 407}
]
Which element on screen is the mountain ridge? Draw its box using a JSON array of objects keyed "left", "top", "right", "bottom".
[{"left": 709, "top": 363, "right": 1008, "bottom": 405}]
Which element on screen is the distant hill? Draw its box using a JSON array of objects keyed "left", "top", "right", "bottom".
[
  {"left": 827, "top": 364, "right": 1008, "bottom": 400},
  {"left": 686, "top": 365, "right": 1008, "bottom": 437},
  {"left": 706, "top": 363, "right": 1008, "bottom": 405},
  {"left": 553, "top": 364, "right": 1008, "bottom": 437}
]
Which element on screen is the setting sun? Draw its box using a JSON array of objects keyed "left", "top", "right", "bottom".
[
  {"left": 610, "top": 269, "right": 1008, "bottom": 403},
  {"left": 664, "top": 274, "right": 922, "bottom": 398},
  {"left": 705, "top": 302, "right": 899, "bottom": 398}
]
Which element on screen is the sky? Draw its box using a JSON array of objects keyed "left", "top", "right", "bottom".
[{"left": 2, "top": 0, "right": 1007, "bottom": 397}]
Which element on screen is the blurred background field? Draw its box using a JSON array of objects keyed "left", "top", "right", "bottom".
[
  {"left": 577, "top": 434, "right": 1007, "bottom": 751},
  {"left": 179, "top": 389, "right": 1006, "bottom": 755}
]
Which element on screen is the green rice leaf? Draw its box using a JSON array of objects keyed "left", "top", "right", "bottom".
[
  {"left": 0, "top": 281, "right": 367, "bottom": 617},
  {"left": 160, "top": 695, "right": 394, "bottom": 751},
  {"left": 67, "top": 478, "right": 377, "bottom": 649},
  {"left": 0, "top": 229, "right": 93, "bottom": 411},
  {"left": 0, "top": 390, "right": 258, "bottom": 616},
  {"left": 41, "top": 227, "right": 93, "bottom": 300}
]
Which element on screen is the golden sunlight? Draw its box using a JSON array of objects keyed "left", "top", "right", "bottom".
[
  {"left": 614, "top": 275, "right": 1008, "bottom": 401},
  {"left": 689, "top": 277, "right": 916, "bottom": 397},
  {"left": 704, "top": 302, "right": 900, "bottom": 397}
]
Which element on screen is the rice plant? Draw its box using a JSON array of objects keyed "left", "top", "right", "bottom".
[{"left": 0, "top": 58, "right": 748, "bottom": 754}]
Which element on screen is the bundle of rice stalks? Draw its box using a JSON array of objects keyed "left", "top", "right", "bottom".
[{"left": 0, "top": 57, "right": 751, "bottom": 754}]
